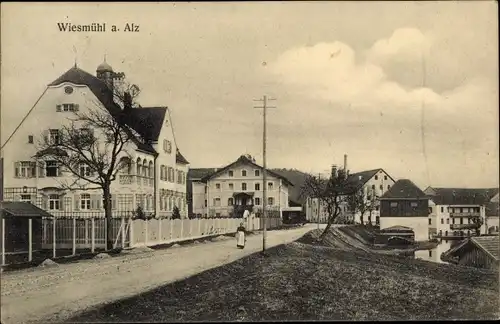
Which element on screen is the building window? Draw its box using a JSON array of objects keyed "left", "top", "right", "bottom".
[
  {"left": 428, "top": 218, "right": 432, "bottom": 225},
  {"left": 205, "top": 200, "right": 207, "bottom": 207},
  {"left": 48, "top": 194, "right": 60, "bottom": 210},
  {"left": 390, "top": 202, "right": 398, "bottom": 207},
  {"left": 242, "top": 183, "right": 247, "bottom": 191},
  {"left": 384, "top": 176, "right": 388, "bottom": 180},
  {"left": 379, "top": 185, "right": 383, "bottom": 190},
  {"left": 20, "top": 194, "right": 31, "bottom": 203},
  {"left": 228, "top": 198, "right": 234, "bottom": 206},
  {"left": 229, "top": 183, "right": 234, "bottom": 190},
  {"left": 242, "top": 170, "right": 247, "bottom": 177},
  {"left": 45, "top": 161, "right": 59, "bottom": 177},
  {"left": 63, "top": 103, "right": 78, "bottom": 111},
  {"left": 387, "top": 185, "right": 391, "bottom": 190},
  {"left": 49, "top": 129, "right": 61, "bottom": 145},
  {"left": 14, "top": 161, "right": 36, "bottom": 178},
  {"left": 268, "top": 182, "right": 274, "bottom": 190},
  {"left": 255, "top": 198, "right": 261, "bottom": 205},
  {"left": 428, "top": 250, "right": 432, "bottom": 257},
  {"left": 255, "top": 170, "right": 260, "bottom": 177},
  {"left": 375, "top": 175, "right": 378, "bottom": 180},
  {"left": 79, "top": 163, "right": 92, "bottom": 177},
  {"left": 228, "top": 170, "right": 233, "bottom": 177},
  {"left": 440, "top": 207, "right": 444, "bottom": 213},
  {"left": 372, "top": 185, "right": 375, "bottom": 190},
  {"left": 441, "top": 218, "right": 444, "bottom": 224},
  {"left": 255, "top": 183, "right": 260, "bottom": 191},
  {"left": 80, "top": 194, "right": 91, "bottom": 210},
  {"left": 268, "top": 197, "right": 274, "bottom": 205},
  {"left": 28, "top": 135, "right": 34, "bottom": 144},
  {"left": 163, "top": 140, "right": 172, "bottom": 153},
  {"left": 216, "top": 183, "right": 221, "bottom": 190},
  {"left": 410, "top": 202, "right": 418, "bottom": 208},
  {"left": 213, "top": 198, "right": 221, "bottom": 207}
]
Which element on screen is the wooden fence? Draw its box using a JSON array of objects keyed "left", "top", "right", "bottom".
[{"left": 39, "top": 215, "right": 282, "bottom": 256}]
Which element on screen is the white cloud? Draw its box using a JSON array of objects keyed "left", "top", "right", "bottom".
[{"left": 367, "top": 27, "right": 432, "bottom": 65}]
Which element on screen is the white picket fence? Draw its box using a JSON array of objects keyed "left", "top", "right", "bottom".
[{"left": 41, "top": 216, "right": 282, "bottom": 253}]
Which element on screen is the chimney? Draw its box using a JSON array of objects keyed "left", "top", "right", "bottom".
[
  {"left": 123, "top": 91, "right": 132, "bottom": 111},
  {"left": 344, "top": 154, "right": 348, "bottom": 173},
  {"left": 331, "top": 164, "right": 337, "bottom": 177}
]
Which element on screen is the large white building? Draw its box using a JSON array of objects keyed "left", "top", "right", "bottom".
[
  {"left": 2, "top": 61, "right": 189, "bottom": 218},
  {"left": 190, "top": 155, "right": 293, "bottom": 218},
  {"left": 305, "top": 167, "right": 396, "bottom": 224},
  {"left": 424, "top": 187, "right": 499, "bottom": 238},
  {"left": 379, "top": 179, "right": 430, "bottom": 242}
]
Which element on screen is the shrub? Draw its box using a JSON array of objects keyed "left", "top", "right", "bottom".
[{"left": 172, "top": 206, "right": 181, "bottom": 219}]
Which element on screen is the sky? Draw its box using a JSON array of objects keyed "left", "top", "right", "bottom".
[{"left": 1, "top": 2, "right": 498, "bottom": 189}]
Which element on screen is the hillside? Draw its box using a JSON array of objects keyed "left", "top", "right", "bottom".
[
  {"left": 271, "top": 168, "right": 310, "bottom": 205},
  {"left": 66, "top": 234, "right": 499, "bottom": 322}
]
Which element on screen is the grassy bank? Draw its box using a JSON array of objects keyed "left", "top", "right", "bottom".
[{"left": 65, "top": 240, "right": 498, "bottom": 322}]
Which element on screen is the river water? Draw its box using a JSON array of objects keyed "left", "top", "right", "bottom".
[{"left": 414, "top": 240, "right": 462, "bottom": 264}]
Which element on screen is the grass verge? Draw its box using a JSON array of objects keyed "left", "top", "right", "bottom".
[{"left": 64, "top": 240, "right": 498, "bottom": 322}]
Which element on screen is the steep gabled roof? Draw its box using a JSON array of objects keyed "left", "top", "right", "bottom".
[
  {"left": 380, "top": 179, "right": 427, "bottom": 200},
  {"left": 48, "top": 66, "right": 188, "bottom": 162},
  {"left": 125, "top": 107, "right": 167, "bottom": 142},
  {"left": 346, "top": 168, "right": 395, "bottom": 191},
  {"left": 200, "top": 155, "right": 294, "bottom": 186},
  {"left": 426, "top": 187, "right": 499, "bottom": 206}
]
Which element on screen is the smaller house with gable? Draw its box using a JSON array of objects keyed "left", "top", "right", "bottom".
[
  {"left": 379, "top": 179, "right": 429, "bottom": 242},
  {"left": 190, "top": 155, "right": 293, "bottom": 218}
]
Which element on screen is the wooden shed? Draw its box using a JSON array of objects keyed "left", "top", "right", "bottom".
[
  {"left": 1, "top": 201, "right": 52, "bottom": 265},
  {"left": 441, "top": 235, "right": 499, "bottom": 271}
]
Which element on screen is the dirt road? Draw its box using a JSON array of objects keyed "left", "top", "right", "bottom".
[{"left": 1, "top": 224, "right": 323, "bottom": 324}]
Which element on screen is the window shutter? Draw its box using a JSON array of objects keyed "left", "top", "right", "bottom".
[
  {"left": 74, "top": 194, "right": 80, "bottom": 210},
  {"left": 74, "top": 104, "right": 80, "bottom": 111},
  {"left": 111, "top": 195, "right": 117, "bottom": 210},
  {"left": 97, "top": 195, "right": 102, "bottom": 209},
  {"left": 14, "top": 162, "right": 19, "bottom": 177},
  {"left": 56, "top": 105, "right": 62, "bottom": 112},
  {"left": 41, "top": 196, "right": 48, "bottom": 210},
  {"left": 38, "top": 161, "right": 45, "bottom": 177}
]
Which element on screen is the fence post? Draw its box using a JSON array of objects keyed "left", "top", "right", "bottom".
[
  {"left": 170, "top": 219, "right": 173, "bottom": 241},
  {"left": 104, "top": 218, "right": 108, "bottom": 251},
  {"left": 91, "top": 217, "right": 95, "bottom": 253},
  {"left": 180, "top": 219, "right": 184, "bottom": 239},
  {"left": 84, "top": 219, "right": 89, "bottom": 245},
  {"left": 28, "top": 218, "right": 33, "bottom": 262},
  {"left": 1, "top": 218, "right": 5, "bottom": 266},
  {"left": 72, "top": 217, "right": 76, "bottom": 256},
  {"left": 52, "top": 217, "right": 57, "bottom": 259},
  {"left": 158, "top": 217, "right": 162, "bottom": 244},
  {"left": 121, "top": 217, "right": 125, "bottom": 248},
  {"left": 144, "top": 220, "right": 148, "bottom": 247},
  {"left": 129, "top": 218, "right": 134, "bottom": 248}
]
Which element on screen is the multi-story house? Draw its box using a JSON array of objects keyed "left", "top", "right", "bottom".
[
  {"left": 190, "top": 155, "right": 293, "bottom": 218},
  {"left": 424, "top": 187, "right": 499, "bottom": 238},
  {"left": 379, "top": 179, "right": 430, "bottom": 242},
  {"left": 2, "top": 61, "right": 189, "bottom": 218},
  {"left": 305, "top": 166, "right": 396, "bottom": 225},
  {"left": 485, "top": 192, "right": 499, "bottom": 234}
]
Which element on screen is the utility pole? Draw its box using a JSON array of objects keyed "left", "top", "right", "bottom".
[
  {"left": 317, "top": 173, "right": 321, "bottom": 230},
  {"left": 254, "top": 95, "right": 276, "bottom": 252}
]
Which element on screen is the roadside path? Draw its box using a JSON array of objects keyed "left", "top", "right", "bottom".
[{"left": 1, "top": 224, "right": 324, "bottom": 324}]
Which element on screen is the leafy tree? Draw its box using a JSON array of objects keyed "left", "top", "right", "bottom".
[{"left": 346, "top": 187, "right": 376, "bottom": 225}]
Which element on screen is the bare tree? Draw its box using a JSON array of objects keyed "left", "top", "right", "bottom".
[
  {"left": 35, "top": 79, "right": 142, "bottom": 250},
  {"left": 300, "top": 166, "right": 353, "bottom": 240},
  {"left": 346, "top": 187, "right": 376, "bottom": 225}
]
